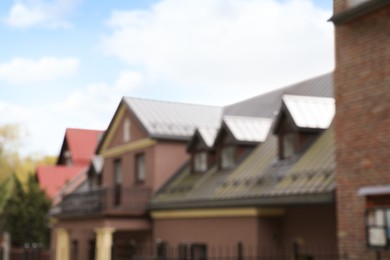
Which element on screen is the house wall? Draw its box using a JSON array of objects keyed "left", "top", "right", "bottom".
[
  {"left": 153, "top": 216, "right": 260, "bottom": 248},
  {"left": 102, "top": 146, "right": 155, "bottom": 188},
  {"left": 333, "top": 2, "right": 390, "bottom": 258},
  {"left": 152, "top": 206, "right": 337, "bottom": 254},
  {"left": 153, "top": 142, "right": 189, "bottom": 192},
  {"left": 108, "top": 108, "right": 148, "bottom": 149},
  {"left": 101, "top": 107, "right": 189, "bottom": 192},
  {"left": 282, "top": 206, "right": 337, "bottom": 249}
]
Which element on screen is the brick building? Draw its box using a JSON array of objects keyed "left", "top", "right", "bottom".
[{"left": 331, "top": 0, "right": 390, "bottom": 258}]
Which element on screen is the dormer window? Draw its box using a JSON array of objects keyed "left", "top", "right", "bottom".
[
  {"left": 135, "top": 153, "right": 146, "bottom": 182},
  {"left": 282, "top": 133, "right": 295, "bottom": 159},
  {"left": 123, "top": 119, "right": 131, "bottom": 142},
  {"left": 64, "top": 150, "right": 72, "bottom": 166},
  {"left": 221, "top": 146, "right": 235, "bottom": 169},
  {"left": 273, "top": 95, "right": 335, "bottom": 161},
  {"left": 194, "top": 151, "right": 208, "bottom": 172},
  {"left": 187, "top": 127, "right": 218, "bottom": 174}
]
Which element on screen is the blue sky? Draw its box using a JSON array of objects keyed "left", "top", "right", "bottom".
[{"left": 0, "top": 0, "right": 334, "bottom": 156}]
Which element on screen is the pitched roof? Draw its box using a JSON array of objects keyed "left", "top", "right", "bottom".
[
  {"left": 197, "top": 127, "right": 219, "bottom": 148},
  {"left": 222, "top": 116, "right": 273, "bottom": 144},
  {"left": 151, "top": 127, "right": 335, "bottom": 209},
  {"left": 223, "top": 73, "right": 333, "bottom": 118},
  {"left": 150, "top": 73, "right": 335, "bottom": 210},
  {"left": 119, "top": 73, "right": 332, "bottom": 146},
  {"left": 281, "top": 95, "right": 335, "bottom": 130},
  {"left": 36, "top": 166, "right": 86, "bottom": 198},
  {"left": 124, "top": 97, "right": 223, "bottom": 141},
  {"left": 63, "top": 128, "right": 103, "bottom": 166},
  {"left": 51, "top": 169, "right": 88, "bottom": 206}
]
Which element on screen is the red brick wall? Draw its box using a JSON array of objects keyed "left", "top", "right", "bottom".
[{"left": 334, "top": 3, "right": 390, "bottom": 259}]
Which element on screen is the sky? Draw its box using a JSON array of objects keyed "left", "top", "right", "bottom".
[{"left": 0, "top": 0, "right": 334, "bottom": 157}]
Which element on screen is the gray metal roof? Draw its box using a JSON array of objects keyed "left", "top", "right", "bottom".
[
  {"left": 223, "top": 116, "right": 272, "bottom": 143},
  {"left": 124, "top": 97, "right": 223, "bottom": 140},
  {"left": 123, "top": 73, "right": 332, "bottom": 142},
  {"left": 223, "top": 73, "right": 333, "bottom": 118},
  {"left": 197, "top": 127, "right": 219, "bottom": 148},
  {"left": 150, "top": 73, "right": 336, "bottom": 209},
  {"left": 282, "top": 95, "right": 335, "bottom": 129}
]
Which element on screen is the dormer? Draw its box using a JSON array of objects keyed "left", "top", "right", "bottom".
[
  {"left": 214, "top": 116, "right": 272, "bottom": 170},
  {"left": 273, "top": 95, "right": 335, "bottom": 160},
  {"left": 187, "top": 127, "right": 218, "bottom": 173}
]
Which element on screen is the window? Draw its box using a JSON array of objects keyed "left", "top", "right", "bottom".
[
  {"left": 114, "top": 159, "right": 122, "bottom": 206},
  {"left": 282, "top": 133, "right": 294, "bottom": 159},
  {"left": 135, "top": 154, "right": 146, "bottom": 182},
  {"left": 366, "top": 208, "right": 390, "bottom": 248},
  {"left": 221, "top": 146, "right": 235, "bottom": 169},
  {"left": 88, "top": 175, "right": 99, "bottom": 189},
  {"left": 123, "top": 119, "right": 131, "bottom": 142},
  {"left": 194, "top": 152, "right": 208, "bottom": 172},
  {"left": 114, "top": 159, "right": 122, "bottom": 185},
  {"left": 64, "top": 150, "right": 72, "bottom": 166}
]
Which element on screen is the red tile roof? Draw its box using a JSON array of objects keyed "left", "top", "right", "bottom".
[
  {"left": 51, "top": 169, "right": 88, "bottom": 206},
  {"left": 65, "top": 128, "right": 104, "bottom": 166},
  {"left": 36, "top": 165, "right": 86, "bottom": 198}
]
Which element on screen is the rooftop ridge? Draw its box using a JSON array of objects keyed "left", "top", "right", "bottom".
[
  {"left": 124, "top": 96, "right": 222, "bottom": 109},
  {"left": 224, "top": 72, "right": 333, "bottom": 110}
]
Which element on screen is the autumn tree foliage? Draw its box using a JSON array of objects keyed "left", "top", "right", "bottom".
[{"left": 0, "top": 124, "right": 55, "bottom": 247}]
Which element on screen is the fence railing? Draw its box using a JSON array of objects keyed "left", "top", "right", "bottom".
[
  {"left": 0, "top": 245, "right": 50, "bottom": 260},
  {"left": 60, "top": 186, "right": 151, "bottom": 216},
  {"left": 111, "top": 241, "right": 348, "bottom": 260}
]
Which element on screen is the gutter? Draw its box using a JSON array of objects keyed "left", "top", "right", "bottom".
[{"left": 148, "top": 192, "right": 335, "bottom": 211}]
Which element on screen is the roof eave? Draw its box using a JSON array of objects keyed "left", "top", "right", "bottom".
[
  {"left": 149, "top": 192, "right": 335, "bottom": 211},
  {"left": 329, "top": 0, "right": 390, "bottom": 25},
  {"left": 151, "top": 134, "right": 192, "bottom": 142}
]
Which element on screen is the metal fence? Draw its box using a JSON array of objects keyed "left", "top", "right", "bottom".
[
  {"left": 0, "top": 245, "right": 50, "bottom": 260},
  {"left": 111, "top": 241, "right": 348, "bottom": 260},
  {"left": 60, "top": 187, "right": 151, "bottom": 216}
]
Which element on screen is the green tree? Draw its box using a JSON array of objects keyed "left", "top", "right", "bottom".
[
  {"left": 0, "top": 177, "right": 11, "bottom": 213},
  {"left": 0, "top": 174, "right": 51, "bottom": 247}
]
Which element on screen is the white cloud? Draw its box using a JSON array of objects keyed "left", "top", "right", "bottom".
[
  {"left": 0, "top": 57, "right": 80, "bottom": 84},
  {"left": 114, "top": 70, "right": 143, "bottom": 91},
  {"left": 0, "top": 70, "right": 142, "bottom": 156},
  {"left": 5, "top": 0, "right": 82, "bottom": 28},
  {"left": 102, "top": 0, "right": 334, "bottom": 103}
]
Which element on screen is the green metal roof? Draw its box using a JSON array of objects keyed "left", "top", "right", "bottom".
[{"left": 151, "top": 126, "right": 335, "bottom": 210}]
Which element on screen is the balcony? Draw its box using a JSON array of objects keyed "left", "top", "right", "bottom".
[{"left": 59, "top": 187, "right": 152, "bottom": 217}]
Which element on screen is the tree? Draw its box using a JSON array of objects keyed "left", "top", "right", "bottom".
[{"left": 0, "top": 174, "right": 51, "bottom": 247}]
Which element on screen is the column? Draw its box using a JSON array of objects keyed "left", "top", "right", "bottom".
[
  {"left": 95, "top": 228, "right": 115, "bottom": 260},
  {"left": 55, "top": 228, "right": 70, "bottom": 260}
]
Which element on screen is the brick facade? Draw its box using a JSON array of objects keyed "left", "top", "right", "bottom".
[{"left": 333, "top": 1, "right": 390, "bottom": 258}]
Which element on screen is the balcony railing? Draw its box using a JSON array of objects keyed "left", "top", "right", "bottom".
[{"left": 59, "top": 186, "right": 152, "bottom": 217}]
